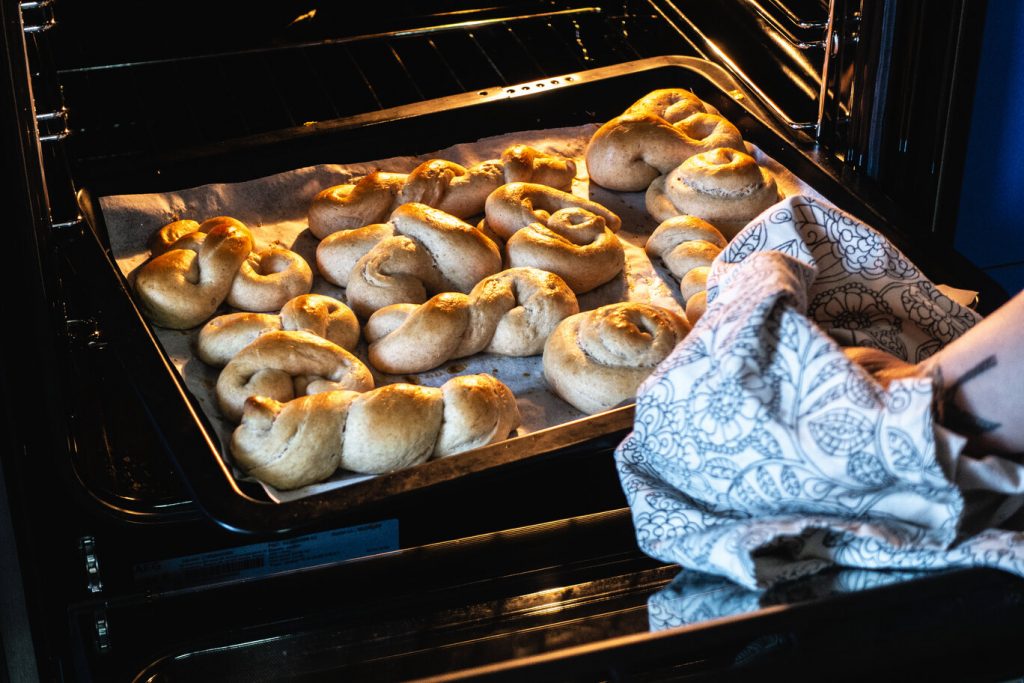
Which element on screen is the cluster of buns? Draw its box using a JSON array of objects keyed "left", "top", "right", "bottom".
[
  {"left": 585, "top": 89, "right": 783, "bottom": 322},
  {"left": 134, "top": 217, "right": 314, "bottom": 329},
  {"left": 195, "top": 293, "right": 526, "bottom": 489},
  {"left": 134, "top": 102, "right": 783, "bottom": 490}
]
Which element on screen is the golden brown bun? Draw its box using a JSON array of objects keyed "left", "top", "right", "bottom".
[
  {"left": 197, "top": 294, "right": 360, "bottom": 367},
  {"left": 316, "top": 223, "right": 395, "bottom": 288},
  {"left": 505, "top": 207, "right": 625, "bottom": 294},
  {"left": 307, "top": 172, "right": 407, "bottom": 239},
  {"left": 500, "top": 144, "right": 577, "bottom": 191},
  {"left": 226, "top": 246, "right": 314, "bottom": 312},
  {"left": 543, "top": 302, "right": 690, "bottom": 414},
  {"left": 482, "top": 182, "right": 622, "bottom": 240},
  {"left": 645, "top": 215, "right": 727, "bottom": 324},
  {"left": 365, "top": 267, "right": 579, "bottom": 374},
  {"left": 646, "top": 147, "right": 780, "bottom": 238},
  {"left": 584, "top": 88, "right": 742, "bottom": 192},
  {"left": 135, "top": 217, "right": 254, "bottom": 329},
  {"left": 307, "top": 147, "right": 579, "bottom": 239},
  {"left": 398, "top": 159, "right": 505, "bottom": 219},
  {"left": 344, "top": 203, "right": 503, "bottom": 319},
  {"left": 623, "top": 88, "right": 723, "bottom": 121},
  {"left": 135, "top": 216, "right": 313, "bottom": 330},
  {"left": 230, "top": 374, "right": 521, "bottom": 489},
  {"left": 215, "top": 329, "right": 374, "bottom": 422}
]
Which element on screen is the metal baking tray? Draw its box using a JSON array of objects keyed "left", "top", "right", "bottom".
[{"left": 71, "top": 55, "right": 981, "bottom": 535}]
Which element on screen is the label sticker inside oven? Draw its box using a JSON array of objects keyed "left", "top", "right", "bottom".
[{"left": 132, "top": 519, "right": 399, "bottom": 588}]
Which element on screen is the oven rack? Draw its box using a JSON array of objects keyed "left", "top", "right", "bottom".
[{"left": 24, "top": 0, "right": 849, "bottom": 185}]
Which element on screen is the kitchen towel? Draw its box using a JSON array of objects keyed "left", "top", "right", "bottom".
[
  {"left": 615, "top": 195, "right": 1024, "bottom": 590},
  {"left": 647, "top": 566, "right": 930, "bottom": 632}
]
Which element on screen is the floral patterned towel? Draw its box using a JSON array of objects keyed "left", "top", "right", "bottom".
[
  {"left": 647, "top": 567, "right": 930, "bottom": 632},
  {"left": 615, "top": 195, "right": 1024, "bottom": 590}
]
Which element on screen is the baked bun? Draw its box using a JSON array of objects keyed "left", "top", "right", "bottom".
[
  {"left": 622, "top": 88, "right": 723, "bottom": 121},
  {"left": 308, "top": 147, "right": 578, "bottom": 239},
  {"left": 307, "top": 171, "right": 412, "bottom": 239},
  {"left": 230, "top": 374, "right": 520, "bottom": 489},
  {"left": 226, "top": 246, "right": 315, "bottom": 312},
  {"left": 543, "top": 302, "right": 690, "bottom": 414},
  {"left": 585, "top": 89, "right": 743, "bottom": 192},
  {"left": 135, "top": 216, "right": 313, "bottom": 330},
  {"left": 646, "top": 147, "right": 780, "bottom": 238},
  {"left": 505, "top": 207, "right": 625, "bottom": 294},
  {"left": 843, "top": 346, "right": 920, "bottom": 389},
  {"left": 343, "top": 203, "right": 502, "bottom": 319},
  {"left": 315, "top": 223, "right": 395, "bottom": 288},
  {"left": 365, "top": 267, "right": 579, "bottom": 374},
  {"left": 500, "top": 144, "right": 577, "bottom": 191},
  {"left": 215, "top": 329, "right": 374, "bottom": 422},
  {"left": 482, "top": 181, "right": 622, "bottom": 241},
  {"left": 645, "top": 216, "right": 727, "bottom": 324},
  {"left": 196, "top": 294, "right": 360, "bottom": 366}
]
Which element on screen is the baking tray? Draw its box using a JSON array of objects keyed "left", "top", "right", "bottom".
[{"left": 71, "top": 55, "right": 984, "bottom": 535}]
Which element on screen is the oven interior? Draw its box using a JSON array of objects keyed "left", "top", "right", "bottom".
[
  {"left": 8, "top": 1, "right": 1024, "bottom": 681},
  {"left": 32, "top": 0, "right": 1001, "bottom": 533}
]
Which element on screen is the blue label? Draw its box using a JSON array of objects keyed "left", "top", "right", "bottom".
[{"left": 133, "top": 520, "right": 399, "bottom": 588}]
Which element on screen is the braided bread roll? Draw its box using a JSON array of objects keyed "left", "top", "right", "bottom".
[
  {"left": 216, "top": 329, "right": 374, "bottom": 422},
  {"left": 543, "top": 302, "right": 690, "bottom": 415},
  {"left": 483, "top": 182, "right": 622, "bottom": 240},
  {"left": 341, "top": 203, "right": 503, "bottom": 319},
  {"left": 196, "top": 294, "right": 360, "bottom": 366},
  {"left": 645, "top": 216, "right": 727, "bottom": 324},
  {"left": 308, "top": 146, "right": 577, "bottom": 239},
  {"left": 135, "top": 216, "right": 314, "bottom": 329},
  {"left": 365, "top": 267, "right": 579, "bottom": 374},
  {"left": 231, "top": 374, "right": 521, "bottom": 489},
  {"left": 585, "top": 88, "right": 743, "bottom": 192},
  {"left": 646, "top": 147, "right": 780, "bottom": 238}
]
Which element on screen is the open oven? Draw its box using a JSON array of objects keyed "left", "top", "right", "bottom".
[{"left": 3, "top": 1, "right": 1024, "bottom": 681}]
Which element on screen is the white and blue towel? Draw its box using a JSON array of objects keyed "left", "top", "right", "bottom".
[{"left": 615, "top": 195, "right": 1024, "bottom": 590}]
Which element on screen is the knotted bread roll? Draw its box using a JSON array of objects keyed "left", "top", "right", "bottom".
[
  {"left": 645, "top": 216, "right": 727, "bottom": 324},
  {"left": 482, "top": 181, "right": 622, "bottom": 240},
  {"left": 501, "top": 144, "right": 577, "bottom": 190},
  {"left": 135, "top": 216, "right": 314, "bottom": 329},
  {"left": 231, "top": 374, "right": 521, "bottom": 489},
  {"left": 196, "top": 294, "right": 360, "bottom": 366},
  {"left": 308, "top": 146, "right": 577, "bottom": 239},
  {"left": 585, "top": 88, "right": 744, "bottom": 192},
  {"left": 646, "top": 147, "right": 780, "bottom": 238},
  {"left": 504, "top": 207, "right": 625, "bottom": 294},
  {"left": 365, "top": 267, "right": 579, "bottom": 374},
  {"left": 332, "top": 202, "right": 502, "bottom": 319},
  {"left": 543, "top": 302, "right": 690, "bottom": 415},
  {"left": 216, "top": 329, "right": 374, "bottom": 422}
]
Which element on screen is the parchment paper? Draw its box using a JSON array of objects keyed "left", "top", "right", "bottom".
[{"left": 99, "top": 124, "right": 825, "bottom": 502}]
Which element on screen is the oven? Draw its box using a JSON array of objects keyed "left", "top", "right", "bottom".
[{"left": 3, "top": 1, "right": 1024, "bottom": 681}]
